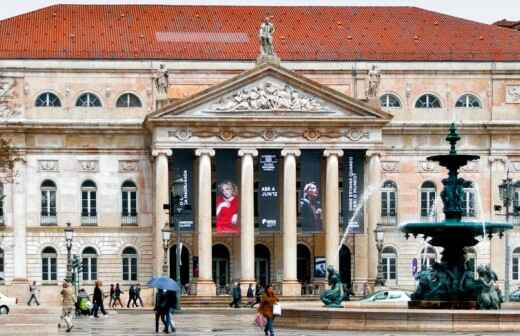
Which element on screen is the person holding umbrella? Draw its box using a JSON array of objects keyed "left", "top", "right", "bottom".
[{"left": 148, "top": 276, "right": 180, "bottom": 334}]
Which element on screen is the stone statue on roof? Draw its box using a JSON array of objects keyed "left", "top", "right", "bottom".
[
  {"left": 259, "top": 16, "right": 276, "bottom": 56},
  {"left": 367, "top": 65, "right": 381, "bottom": 98},
  {"left": 155, "top": 64, "right": 169, "bottom": 99}
]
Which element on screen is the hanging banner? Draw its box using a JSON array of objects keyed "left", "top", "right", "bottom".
[
  {"left": 258, "top": 150, "right": 280, "bottom": 231},
  {"left": 342, "top": 151, "right": 365, "bottom": 234},
  {"left": 170, "top": 149, "right": 194, "bottom": 231},
  {"left": 299, "top": 149, "right": 322, "bottom": 232},
  {"left": 215, "top": 149, "right": 240, "bottom": 233}
]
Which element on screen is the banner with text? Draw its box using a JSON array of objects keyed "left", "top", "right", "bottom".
[
  {"left": 342, "top": 151, "right": 365, "bottom": 234},
  {"left": 170, "top": 149, "right": 194, "bottom": 231},
  {"left": 258, "top": 150, "right": 280, "bottom": 231},
  {"left": 299, "top": 149, "right": 323, "bottom": 232},
  {"left": 215, "top": 149, "right": 240, "bottom": 234}
]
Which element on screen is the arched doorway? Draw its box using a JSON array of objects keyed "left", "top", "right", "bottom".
[
  {"left": 170, "top": 245, "right": 190, "bottom": 286},
  {"left": 339, "top": 245, "right": 351, "bottom": 286},
  {"left": 255, "top": 244, "right": 270, "bottom": 287},
  {"left": 297, "top": 244, "right": 311, "bottom": 285},
  {"left": 212, "top": 244, "right": 230, "bottom": 293}
]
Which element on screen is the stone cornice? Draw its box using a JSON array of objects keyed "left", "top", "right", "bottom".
[
  {"left": 0, "top": 120, "right": 144, "bottom": 134},
  {"left": 383, "top": 122, "right": 520, "bottom": 135}
]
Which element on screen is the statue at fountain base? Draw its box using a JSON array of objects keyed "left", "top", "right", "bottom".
[{"left": 320, "top": 265, "right": 343, "bottom": 308}]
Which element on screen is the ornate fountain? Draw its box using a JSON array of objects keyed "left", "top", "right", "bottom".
[{"left": 400, "top": 123, "right": 512, "bottom": 309}]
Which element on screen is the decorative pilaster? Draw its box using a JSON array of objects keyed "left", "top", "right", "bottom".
[
  {"left": 12, "top": 157, "right": 27, "bottom": 282},
  {"left": 281, "top": 148, "right": 301, "bottom": 296},
  {"left": 324, "top": 149, "right": 344, "bottom": 271},
  {"left": 195, "top": 148, "right": 216, "bottom": 296},
  {"left": 366, "top": 151, "right": 382, "bottom": 289}
]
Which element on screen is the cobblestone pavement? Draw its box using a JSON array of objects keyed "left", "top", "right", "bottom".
[{"left": 0, "top": 307, "right": 517, "bottom": 336}]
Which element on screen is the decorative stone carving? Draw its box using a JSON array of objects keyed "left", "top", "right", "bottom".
[
  {"left": 506, "top": 85, "right": 520, "bottom": 104},
  {"left": 211, "top": 82, "right": 328, "bottom": 112},
  {"left": 168, "top": 128, "right": 192, "bottom": 141},
  {"left": 345, "top": 129, "right": 370, "bottom": 141},
  {"left": 366, "top": 65, "right": 381, "bottom": 98},
  {"left": 460, "top": 160, "right": 480, "bottom": 173},
  {"left": 78, "top": 160, "right": 99, "bottom": 173},
  {"left": 417, "top": 160, "right": 440, "bottom": 173},
  {"left": 0, "top": 78, "right": 20, "bottom": 119},
  {"left": 259, "top": 16, "right": 276, "bottom": 57},
  {"left": 219, "top": 129, "right": 236, "bottom": 141},
  {"left": 119, "top": 160, "right": 139, "bottom": 173},
  {"left": 381, "top": 160, "right": 399, "bottom": 173},
  {"left": 155, "top": 64, "right": 169, "bottom": 99},
  {"left": 303, "top": 129, "right": 320, "bottom": 141},
  {"left": 38, "top": 160, "right": 59, "bottom": 172}
]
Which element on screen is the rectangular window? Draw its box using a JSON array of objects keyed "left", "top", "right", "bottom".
[
  {"left": 50, "top": 257, "right": 57, "bottom": 281},
  {"left": 462, "top": 189, "right": 476, "bottom": 218},
  {"left": 122, "top": 258, "right": 129, "bottom": 281},
  {"left": 420, "top": 191, "right": 435, "bottom": 218},
  {"left": 513, "top": 257, "right": 519, "bottom": 280},
  {"left": 42, "top": 258, "right": 48, "bottom": 281},
  {"left": 131, "top": 257, "right": 137, "bottom": 281},
  {"left": 122, "top": 256, "right": 138, "bottom": 281},
  {"left": 389, "top": 258, "right": 396, "bottom": 280},
  {"left": 91, "top": 258, "right": 97, "bottom": 281}
]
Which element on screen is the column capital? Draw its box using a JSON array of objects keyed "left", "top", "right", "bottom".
[
  {"left": 195, "top": 148, "right": 215, "bottom": 157},
  {"left": 238, "top": 149, "right": 259, "bottom": 157},
  {"left": 323, "top": 149, "right": 344, "bottom": 158},
  {"left": 366, "top": 150, "right": 383, "bottom": 159},
  {"left": 151, "top": 148, "right": 172, "bottom": 157},
  {"left": 281, "top": 148, "right": 301, "bottom": 157},
  {"left": 489, "top": 156, "right": 508, "bottom": 165}
]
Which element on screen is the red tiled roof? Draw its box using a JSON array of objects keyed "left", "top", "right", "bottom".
[{"left": 1, "top": 4, "right": 520, "bottom": 61}]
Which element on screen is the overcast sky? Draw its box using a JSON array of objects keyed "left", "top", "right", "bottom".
[{"left": 1, "top": 0, "right": 518, "bottom": 24}]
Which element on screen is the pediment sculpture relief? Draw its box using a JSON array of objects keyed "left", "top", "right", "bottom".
[{"left": 211, "top": 82, "right": 330, "bottom": 112}]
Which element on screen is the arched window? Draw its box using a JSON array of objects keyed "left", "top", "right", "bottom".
[
  {"left": 121, "top": 181, "right": 137, "bottom": 225},
  {"left": 81, "top": 247, "right": 97, "bottom": 281},
  {"left": 76, "top": 93, "right": 102, "bottom": 107},
  {"left": 382, "top": 246, "right": 397, "bottom": 281},
  {"left": 380, "top": 94, "right": 401, "bottom": 108},
  {"left": 40, "top": 180, "right": 57, "bottom": 225},
  {"left": 122, "top": 247, "right": 138, "bottom": 281},
  {"left": 455, "top": 94, "right": 481, "bottom": 108},
  {"left": 0, "top": 248, "right": 4, "bottom": 282},
  {"left": 0, "top": 183, "right": 4, "bottom": 225},
  {"left": 81, "top": 180, "right": 97, "bottom": 225},
  {"left": 116, "top": 93, "right": 142, "bottom": 108},
  {"left": 415, "top": 94, "right": 441, "bottom": 108},
  {"left": 420, "top": 246, "right": 437, "bottom": 270},
  {"left": 462, "top": 181, "right": 476, "bottom": 218},
  {"left": 381, "top": 181, "right": 397, "bottom": 225},
  {"left": 420, "top": 181, "right": 436, "bottom": 221},
  {"left": 42, "top": 247, "right": 57, "bottom": 282},
  {"left": 35, "top": 92, "right": 61, "bottom": 107},
  {"left": 513, "top": 247, "right": 520, "bottom": 280}
]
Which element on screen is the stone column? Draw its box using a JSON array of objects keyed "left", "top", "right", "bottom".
[
  {"left": 12, "top": 157, "right": 27, "bottom": 282},
  {"left": 152, "top": 149, "right": 172, "bottom": 277},
  {"left": 489, "top": 156, "right": 507, "bottom": 289},
  {"left": 324, "top": 149, "right": 344, "bottom": 271},
  {"left": 366, "top": 151, "right": 382, "bottom": 290},
  {"left": 239, "top": 149, "right": 258, "bottom": 293},
  {"left": 195, "top": 149, "right": 216, "bottom": 296},
  {"left": 281, "top": 148, "right": 301, "bottom": 296}
]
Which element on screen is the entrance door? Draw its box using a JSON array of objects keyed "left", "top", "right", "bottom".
[
  {"left": 212, "top": 244, "right": 230, "bottom": 294},
  {"left": 297, "top": 244, "right": 311, "bottom": 285},
  {"left": 339, "top": 245, "right": 351, "bottom": 286},
  {"left": 170, "top": 245, "right": 190, "bottom": 286},
  {"left": 254, "top": 244, "right": 270, "bottom": 287}
]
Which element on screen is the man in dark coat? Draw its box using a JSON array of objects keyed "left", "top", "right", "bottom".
[
  {"left": 229, "top": 282, "right": 241, "bottom": 308},
  {"left": 92, "top": 280, "right": 107, "bottom": 317},
  {"left": 154, "top": 290, "right": 169, "bottom": 333},
  {"left": 127, "top": 285, "right": 136, "bottom": 308}
]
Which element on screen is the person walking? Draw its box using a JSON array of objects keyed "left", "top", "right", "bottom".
[
  {"left": 164, "top": 290, "right": 177, "bottom": 333},
  {"left": 229, "top": 282, "right": 241, "bottom": 308},
  {"left": 92, "top": 280, "right": 107, "bottom": 318},
  {"left": 108, "top": 284, "right": 115, "bottom": 308},
  {"left": 58, "top": 282, "right": 76, "bottom": 333},
  {"left": 126, "top": 285, "right": 136, "bottom": 308},
  {"left": 254, "top": 283, "right": 263, "bottom": 307},
  {"left": 258, "top": 285, "right": 279, "bottom": 336},
  {"left": 113, "top": 283, "right": 124, "bottom": 308},
  {"left": 134, "top": 283, "right": 144, "bottom": 307},
  {"left": 27, "top": 280, "right": 40, "bottom": 306},
  {"left": 247, "top": 283, "right": 255, "bottom": 307},
  {"left": 154, "top": 289, "right": 169, "bottom": 333}
]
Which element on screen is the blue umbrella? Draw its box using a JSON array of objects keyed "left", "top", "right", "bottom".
[{"left": 147, "top": 276, "right": 180, "bottom": 292}]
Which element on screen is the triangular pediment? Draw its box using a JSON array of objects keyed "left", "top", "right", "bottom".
[{"left": 146, "top": 62, "right": 392, "bottom": 125}]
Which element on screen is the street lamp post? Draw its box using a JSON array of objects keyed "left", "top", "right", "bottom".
[
  {"left": 374, "top": 224, "right": 386, "bottom": 288},
  {"left": 161, "top": 226, "right": 172, "bottom": 276},
  {"left": 498, "top": 170, "right": 515, "bottom": 302},
  {"left": 64, "top": 222, "right": 74, "bottom": 283}
]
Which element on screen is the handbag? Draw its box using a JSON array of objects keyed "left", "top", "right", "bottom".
[
  {"left": 255, "top": 313, "right": 267, "bottom": 328},
  {"left": 273, "top": 303, "right": 282, "bottom": 316}
]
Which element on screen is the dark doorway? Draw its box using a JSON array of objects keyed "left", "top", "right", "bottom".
[
  {"left": 297, "top": 244, "right": 311, "bottom": 284},
  {"left": 170, "top": 245, "right": 190, "bottom": 286},
  {"left": 339, "top": 245, "right": 351, "bottom": 286},
  {"left": 212, "top": 244, "right": 230, "bottom": 291},
  {"left": 255, "top": 244, "right": 270, "bottom": 287}
]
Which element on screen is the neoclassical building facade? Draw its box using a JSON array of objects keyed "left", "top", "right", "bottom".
[{"left": 1, "top": 5, "right": 520, "bottom": 301}]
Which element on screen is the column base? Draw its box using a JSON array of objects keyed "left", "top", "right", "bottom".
[
  {"left": 352, "top": 279, "right": 369, "bottom": 297},
  {"left": 281, "top": 280, "right": 301, "bottom": 297},
  {"left": 195, "top": 280, "right": 216, "bottom": 297}
]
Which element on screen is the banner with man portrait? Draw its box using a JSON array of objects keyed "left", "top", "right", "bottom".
[
  {"left": 170, "top": 149, "right": 194, "bottom": 231},
  {"left": 342, "top": 150, "right": 365, "bottom": 233},
  {"left": 258, "top": 150, "right": 280, "bottom": 231},
  {"left": 299, "top": 149, "right": 322, "bottom": 232},
  {"left": 215, "top": 149, "right": 240, "bottom": 233}
]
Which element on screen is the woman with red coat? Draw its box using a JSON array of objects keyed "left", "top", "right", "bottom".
[{"left": 216, "top": 181, "right": 240, "bottom": 233}]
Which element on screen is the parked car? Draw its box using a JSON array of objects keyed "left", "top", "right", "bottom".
[
  {"left": 360, "top": 290, "right": 411, "bottom": 303},
  {"left": 0, "top": 292, "right": 16, "bottom": 314},
  {"left": 509, "top": 288, "right": 520, "bottom": 302}
]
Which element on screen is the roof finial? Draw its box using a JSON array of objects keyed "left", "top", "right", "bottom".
[{"left": 257, "top": 16, "right": 280, "bottom": 65}]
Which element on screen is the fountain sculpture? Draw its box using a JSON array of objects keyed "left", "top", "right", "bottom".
[{"left": 400, "top": 123, "right": 512, "bottom": 309}]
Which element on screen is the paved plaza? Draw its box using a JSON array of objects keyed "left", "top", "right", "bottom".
[{"left": 0, "top": 307, "right": 518, "bottom": 336}]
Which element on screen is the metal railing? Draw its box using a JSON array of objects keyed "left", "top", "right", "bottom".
[
  {"left": 121, "top": 215, "right": 138, "bottom": 226},
  {"left": 81, "top": 216, "right": 97, "bottom": 226},
  {"left": 40, "top": 215, "right": 57, "bottom": 226},
  {"left": 380, "top": 215, "right": 397, "bottom": 226}
]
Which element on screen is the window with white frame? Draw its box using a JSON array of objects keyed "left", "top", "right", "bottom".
[
  {"left": 462, "top": 182, "right": 476, "bottom": 218},
  {"left": 116, "top": 93, "right": 142, "bottom": 108},
  {"left": 380, "top": 93, "right": 401, "bottom": 108},
  {"left": 81, "top": 247, "right": 97, "bottom": 281},
  {"left": 0, "top": 183, "right": 4, "bottom": 225},
  {"left": 382, "top": 246, "right": 397, "bottom": 280},
  {"left": 415, "top": 94, "right": 441, "bottom": 108},
  {"left": 121, "top": 181, "right": 137, "bottom": 225},
  {"left": 81, "top": 180, "right": 97, "bottom": 225},
  {"left": 0, "top": 248, "right": 4, "bottom": 282},
  {"left": 76, "top": 93, "right": 102, "bottom": 107},
  {"left": 35, "top": 92, "right": 61, "bottom": 107},
  {"left": 420, "top": 246, "right": 437, "bottom": 270},
  {"left": 381, "top": 181, "right": 397, "bottom": 224},
  {"left": 513, "top": 247, "right": 520, "bottom": 280},
  {"left": 40, "top": 180, "right": 57, "bottom": 225},
  {"left": 420, "top": 181, "right": 436, "bottom": 221},
  {"left": 41, "top": 247, "right": 57, "bottom": 282},
  {"left": 122, "top": 247, "right": 138, "bottom": 281},
  {"left": 455, "top": 94, "right": 481, "bottom": 108}
]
